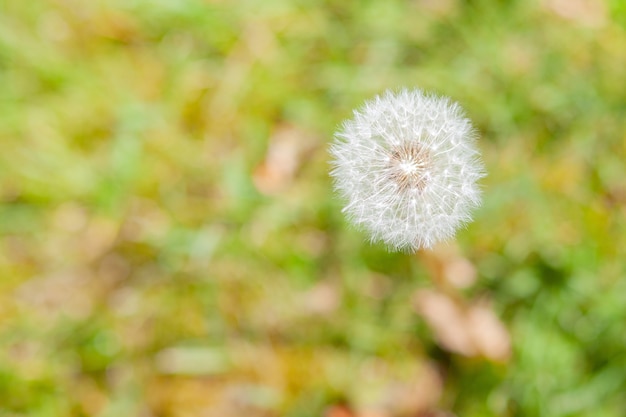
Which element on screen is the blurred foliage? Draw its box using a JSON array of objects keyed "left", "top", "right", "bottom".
[{"left": 0, "top": 0, "right": 625, "bottom": 416}]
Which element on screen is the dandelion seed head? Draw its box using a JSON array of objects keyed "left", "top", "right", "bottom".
[{"left": 330, "top": 88, "right": 486, "bottom": 252}]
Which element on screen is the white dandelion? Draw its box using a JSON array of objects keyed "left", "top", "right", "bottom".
[{"left": 330, "top": 88, "right": 486, "bottom": 252}]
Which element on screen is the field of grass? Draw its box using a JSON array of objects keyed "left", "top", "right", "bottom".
[{"left": 1, "top": 0, "right": 625, "bottom": 416}]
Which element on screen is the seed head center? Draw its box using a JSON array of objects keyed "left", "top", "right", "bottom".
[{"left": 387, "top": 143, "right": 431, "bottom": 192}]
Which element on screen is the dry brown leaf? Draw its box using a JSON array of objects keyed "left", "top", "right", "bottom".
[
  {"left": 467, "top": 302, "right": 512, "bottom": 362},
  {"left": 419, "top": 243, "right": 477, "bottom": 289},
  {"left": 253, "top": 124, "right": 318, "bottom": 195},
  {"left": 413, "top": 290, "right": 511, "bottom": 362},
  {"left": 413, "top": 289, "right": 477, "bottom": 357}
]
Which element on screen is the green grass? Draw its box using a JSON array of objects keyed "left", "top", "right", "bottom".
[{"left": 1, "top": 0, "right": 625, "bottom": 416}]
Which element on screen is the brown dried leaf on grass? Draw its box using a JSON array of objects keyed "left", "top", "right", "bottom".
[
  {"left": 253, "top": 124, "right": 318, "bottom": 195},
  {"left": 418, "top": 243, "right": 477, "bottom": 289},
  {"left": 413, "top": 290, "right": 475, "bottom": 357},
  {"left": 466, "top": 303, "right": 512, "bottom": 362},
  {"left": 413, "top": 290, "right": 511, "bottom": 362}
]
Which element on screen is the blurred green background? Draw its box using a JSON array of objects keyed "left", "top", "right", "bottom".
[{"left": 1, "top": 0, "right": 625, "bottom": 416}]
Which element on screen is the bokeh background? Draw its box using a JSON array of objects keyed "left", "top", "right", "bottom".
[{"left": 1, "top": 0, "right": 625, "bottom": 416}]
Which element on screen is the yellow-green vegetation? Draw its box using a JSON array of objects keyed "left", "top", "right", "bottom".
[{"left": 1, "top": 1, "right": 625, "bottom": 416}]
